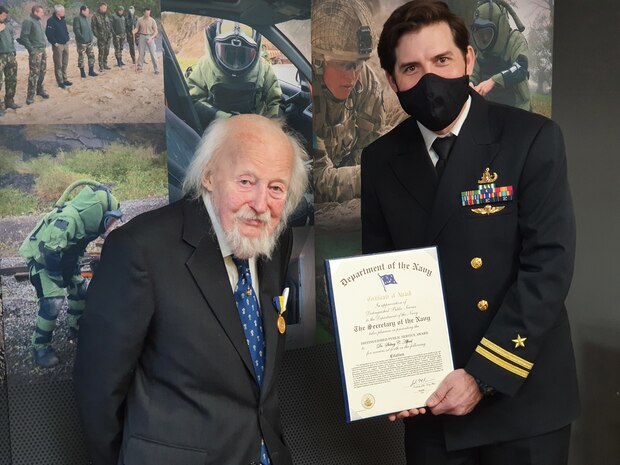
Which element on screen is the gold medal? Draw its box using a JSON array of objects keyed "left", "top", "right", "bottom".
[{"left": 277, "top": 314, "right": 286, "bottom": 334}]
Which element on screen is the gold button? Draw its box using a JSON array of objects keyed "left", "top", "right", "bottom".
[
  {"left": 471, "top": 257, "right": 483, "bottom": 269},
  {"left": 477, "top": 300, "right": 489, "bottom": 311}
]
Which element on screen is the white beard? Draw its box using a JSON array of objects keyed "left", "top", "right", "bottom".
[{"left": 208, "top": 197, "right": 285, "bottom": 260}]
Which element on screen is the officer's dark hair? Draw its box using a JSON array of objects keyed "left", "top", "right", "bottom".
[
  {"left": 0, "top": 5, "right": 9, "bottom": 14},
  {"left": 80, "top": 5, "right": 89, "bottom": 12},
  {"left": 143, "top": 7, "right": 150, "bottom": 12},
  {"left": 31, "top": 4, "right": 44, "bottom": 14},
  {"left": 378, "top": 0, "right": 469, "bottom": 77}
]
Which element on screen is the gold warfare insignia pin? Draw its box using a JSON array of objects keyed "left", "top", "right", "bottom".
[
  {"left": 361, "top": 394, "right": 375, "bottom": 409},
  {"left": 471, "top": 204, "right": 506, "bottom": 215},
  {"left": 512, "top": 334, "right": 527, "bottom": 348},
  {"left": 478, "top": 167, "right": 498, "bottom": 184}
]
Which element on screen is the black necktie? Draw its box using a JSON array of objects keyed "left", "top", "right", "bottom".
[{"left": 432, "top": 135, "right": 456, "bottom": 179}]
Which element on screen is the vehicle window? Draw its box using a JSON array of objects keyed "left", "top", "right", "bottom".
[{"left": 275, "top": 19, "right": 311, "bottom": 83}]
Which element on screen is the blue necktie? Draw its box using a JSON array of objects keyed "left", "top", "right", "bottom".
[{"left": 232, "top": 257, "right": 270, "bottom": 465}]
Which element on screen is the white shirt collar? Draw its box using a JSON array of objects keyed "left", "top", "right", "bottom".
[
  {"left": 417, "top": 95, "right": 472, "bottom": 152},
  {"left": 202, "top": 192, "right": 231, "bottom": 258}
]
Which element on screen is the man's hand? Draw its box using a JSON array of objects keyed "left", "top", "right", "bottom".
[
  {"left": 425, "top": 369, "right": 482, "bottom": 416},
  {"left": 0, "top": 23, "right": 6, "bottom": 32},
  {"left": 473, "top": 78, "right": 496, "bottom": 96},
  {"left": 387, "top": 406, "right": 427, "bottom": 422}
]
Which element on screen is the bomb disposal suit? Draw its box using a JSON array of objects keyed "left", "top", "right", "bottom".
[
  {"left": 187, "top": 20, "right": 282, "bottom": 126},
  {"left": 19, "top": 181, "right": 122, "bottom": 368},
  {"left": 470, "top": 0, "right": 531, "bottom": 110}
]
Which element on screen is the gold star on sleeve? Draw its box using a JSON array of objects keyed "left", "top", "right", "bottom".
[{"left": 512, "top": 334, "right": 527, "bottom": 348}]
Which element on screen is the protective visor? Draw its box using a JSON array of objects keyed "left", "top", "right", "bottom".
[
  {"left": 214, "top": 22, "right": 259, "bottom": 73},
  {"left": 471, "top": 19, "right": 496, "bottom": 51}
]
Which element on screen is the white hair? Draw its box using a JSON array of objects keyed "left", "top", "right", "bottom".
[
  {"left": 182, "top": 116, "right": 309, "bottom": 223},
  {"left": 54, "top": 4, "right": 65, "bottom": 12}
]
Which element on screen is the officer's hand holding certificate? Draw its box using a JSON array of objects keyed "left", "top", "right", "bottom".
[{"left": 325, "top": 247, "right": 453, "bottom": 422}]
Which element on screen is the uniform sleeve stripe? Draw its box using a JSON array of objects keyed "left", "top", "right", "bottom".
[
  {"left": 480, "top": 337, "right": 534, "bottom": 370},
  {"left": 475, "top": 346, "right": 529, "bottom": 378}
]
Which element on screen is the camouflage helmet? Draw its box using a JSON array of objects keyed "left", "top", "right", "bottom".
[{"left": 312, "top": 0, "right": 374, "bottom": 65}]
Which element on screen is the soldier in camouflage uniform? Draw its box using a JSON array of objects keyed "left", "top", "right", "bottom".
[
  {"left": 91, "top": 2, "right": 113, "bottom": 72},
  {"left": 73, "top": 5, "right": 98, "bottom": 78},
  {"left": 312, "top": 0, "right": 386, "bottom": 203},
  {"left": 112, "top": 6, "right": 126, "bottom": 67},
  {"left": 0, "top": 6, "right": 21, "bottom": 116},
  {"left": 470, "top": 0, "right": 531, "bottom": 111},
  {"left": 125, "top": 6, "right": 138, "bottom": 64},
  {"left": 19, "top": 181, "right": 122, "bottom": 368},
  {"left": 19, "top": 4, "right": 49, "bottom": 105}
]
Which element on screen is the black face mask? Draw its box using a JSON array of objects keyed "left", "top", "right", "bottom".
[{"left": 396, "top": 73, "right": 470, "bottom": 131}]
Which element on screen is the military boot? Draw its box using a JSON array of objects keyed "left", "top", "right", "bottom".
[
  {"left": 116, "top": 57, "right": 122, "bottom": 67},
  {"left": 37, "top": 89, "right": 50, "bottom": 99},
  {"left": 80, "top": 67, "right": 87, "bottom": 78},
  {"left": 26, "top": 94, "right": 34, "bottom": 105},
  {"left": 5, "top": 99, "right": 21, "bottom": 110},
  {"left": 32, "top": 346, "right": 59, "bottom": 368},
  {"left": 89, "top": 66, "right": 98, "bottom": 77},
  {"left": 0, "top": 103, "right": 5, "bottom": 117},
  {"left": 103, "top": 62, "right": 111, "bottom": 70}
]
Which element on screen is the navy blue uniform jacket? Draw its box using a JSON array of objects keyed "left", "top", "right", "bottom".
[{"left": 361, "top": 91, "right": 579, "bottom": 450}]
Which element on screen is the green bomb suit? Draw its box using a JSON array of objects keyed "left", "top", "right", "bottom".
[
  {"left": 20, "top": 185, "right": 118, "bottom": 353},
  {"left": 361, "top": 90, "right": 579, "bottom": 453}
]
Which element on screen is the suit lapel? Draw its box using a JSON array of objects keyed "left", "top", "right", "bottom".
[
  {"left": 388, "top": 118, "right": 438, "bottom": 214},
  {"left": 182, "top": 199, "right": 257, "bottom": 384},
  {"left": 426, "top": 94, "right": 501, "bottom": 242}
]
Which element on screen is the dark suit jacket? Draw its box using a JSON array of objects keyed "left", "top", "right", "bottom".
[
  {"left": 74, "top": 198, "right": 293, "bottom": 465},
  {"left": 361, "top": 92, "right": 579, "bottom": 451}
]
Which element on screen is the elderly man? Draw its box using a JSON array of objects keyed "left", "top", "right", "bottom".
[
  {"left": 45, "top": 4, "right": 72, "bottom": 89},
  {"left": 74, "top": 115, "right": 308, "bottom": 465},
  {"left": 362, "top": 1, "right": 578, "bottom": 464},
  {"left": 19, "top": 4, "right": 48, "bottom": 104}
]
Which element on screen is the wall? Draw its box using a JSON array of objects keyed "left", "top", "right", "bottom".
[{"left": 553, "top": 0, "right": 620, "bottom": 463}]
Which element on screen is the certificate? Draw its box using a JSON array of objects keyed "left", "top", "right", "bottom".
[{"left": 325, "top": 247, "right": 453, "bottom": 422}]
